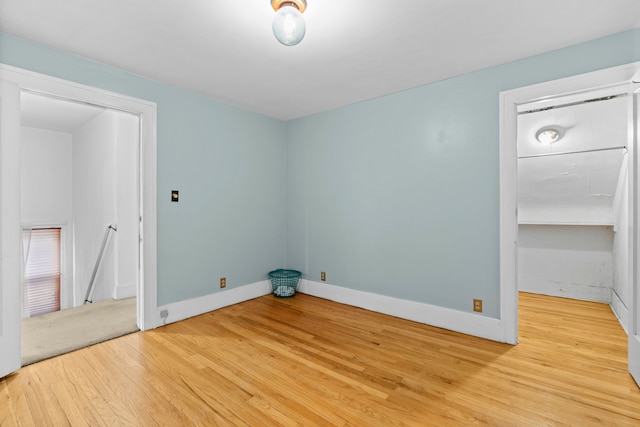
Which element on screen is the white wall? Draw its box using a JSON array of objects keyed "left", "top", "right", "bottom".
[
  {"left": 611, "top": 154, "right": 629, "bottom": 330},
  {"left": 72, "top": 110, "right": 138, "bottom": 305},
  {"left": 20, "top": 127, "right": 72, "bottom": 223},
  {"left": 518, "top": 225, "right": 613, "bottom": 302},
  {"left": 115, "top": 113, "right": 139, "bottom": 299},
  {"left": 19, "top": 126, "right": 74, "bottom": 310},
  {"left": 72, "top": 110, "right": 118, "bottom": 305}
]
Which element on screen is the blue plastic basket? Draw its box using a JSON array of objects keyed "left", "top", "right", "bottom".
[{"left": 268, "top": 269, "right": 302, "bottom": 298}]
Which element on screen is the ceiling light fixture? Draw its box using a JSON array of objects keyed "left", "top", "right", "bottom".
[
  {"left": 536, "top": 127, "right": 561, "bottom": 144},
  {"left": 271, "top": 0, "right": 307, "bottom": 46}
]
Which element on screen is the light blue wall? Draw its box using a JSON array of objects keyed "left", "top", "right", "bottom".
[
  {"left": 0, "top": 33, "right": 287, "bottom": 306},
  {"left": 285, "top": 29, "right": 640, "bottom": 319},
  {"left": 3, "top": 29, "right": 640, "bottom": 318}
]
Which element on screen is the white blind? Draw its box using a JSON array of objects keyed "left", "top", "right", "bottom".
[{"left": 23, "top": 228, "right": 61, "bottom": 317}]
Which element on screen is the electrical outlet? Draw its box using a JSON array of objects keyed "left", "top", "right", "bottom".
[
  {"left": 473, "top": 299, "right": 483, "bottom": 313},
  {"left": 321, "top": 272, "right": 326, "bottom": 282},
  {"left": 220, "top": 277, "right": 226, "bottom": 288},
  {"left": 171, "top": 190, "right": 179, "bottom": 202},
  {"left": 160, "top": 309, "right": 169, "bottom": 324}
]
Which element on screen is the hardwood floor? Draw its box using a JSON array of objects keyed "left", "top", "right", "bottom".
[{"left": 1, "top": 292, "right": 638, "bottom": 426}]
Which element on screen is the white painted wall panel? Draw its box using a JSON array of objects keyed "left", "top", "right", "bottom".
[
  {"left": 20, "top": 127, "right": 72, "bottom": 223},
  {"left": 115, "top": 113, "right": 138, "bottom": 299},
  {"left": 19, "top": 126, "right": 74, "bottom": 310},
  {"left": 518, "top": 225, "right": 613, "bottom": 302},
  {"left": 72, "top": 110, "right": 117, "bottom": 305},
  {"left": 518, "top": 149, "right": 624, "bottom": 225},
  {"left": 612, "top": 154, "right": 629, "bottom": 329}
]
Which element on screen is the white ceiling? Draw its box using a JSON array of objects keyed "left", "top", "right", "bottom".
[
  {"left": 21, "top": 92, "right": 106, "bottom": 133},
  {"left": 1, "top": 0, "right": 639, "bottom": 120},
  {"left": 517, "top": 95, "right": 628, "bottom": 225}
]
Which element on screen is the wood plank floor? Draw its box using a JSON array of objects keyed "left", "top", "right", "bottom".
[{"left": 1, "top": 292, "right": 639, "bottom": 426}]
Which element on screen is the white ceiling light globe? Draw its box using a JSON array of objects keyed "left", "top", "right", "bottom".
[
  {"left": 272, "top": 5, "right": 306, "bottom": 46},
  {"left": 536, "top": 128, "right": 561, "bottom": 144}
]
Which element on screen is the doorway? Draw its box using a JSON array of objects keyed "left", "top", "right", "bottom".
[
  {"left": 498, "top": 61, "right": 640, "bottom": 386},
  {"left": 499, "top": 62, "right": 640, "bottom": 342},
  {"left": 19, "top": 92, "right": 141, "bottom": 364},
  {"left": 0, "top": 63, "right": 158, "bottom": 378},
  {"left": 516, "top": 91, "right": 629, "bottom": 322}
]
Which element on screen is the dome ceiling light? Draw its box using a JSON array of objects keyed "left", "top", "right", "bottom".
[
  {"left": 271, "top": 0, "right": 307, "bottom": 46},
  {"left": 536, "top": 127, "right": 561, "bottom": 144}
]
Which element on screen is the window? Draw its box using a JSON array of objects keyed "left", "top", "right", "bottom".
[{"left": 22, "top": 228, "right": 61, "bottom": 317}]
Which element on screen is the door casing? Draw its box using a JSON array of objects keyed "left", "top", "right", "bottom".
[
  {"left": 499, "top": 60, "right": 640, "bottom": 388},
  {"left": 0, "top": 63, "right": 158, "bottom": 333}
]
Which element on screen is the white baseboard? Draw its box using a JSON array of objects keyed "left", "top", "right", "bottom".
[
  {"left": 156, "top": 280, "right": 272, "bottom": 327},
  {"left": 115, "top": 283, "right": 136, "bottom": 300},
  {"left": 297, "top": 279, "right": 507, "bottom": 343},
  {"left": 153, "top": 279, "right": 509, "bottom": 343},
  {"left": 610, "top": 290, "right": 629, "bottom": 335},
  {"left": 518, "top": 277, "right": 612, "bottom": 303}
]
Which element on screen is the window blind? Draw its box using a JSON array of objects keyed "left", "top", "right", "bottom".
[{"left": 23, "top": 228, "right": 61, "bottom": 317}]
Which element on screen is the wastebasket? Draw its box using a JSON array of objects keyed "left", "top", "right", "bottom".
[{"left": 268, "top": 269, "right": 302, "bottom": 298}]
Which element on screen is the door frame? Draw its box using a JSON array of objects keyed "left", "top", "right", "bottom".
[
  {"left": 630, "top": 80, "right": 640, "bottom": 387},
  {"left": 0, "top": 78, "right": 22, "bottom": 377},
  {"left": 499, "top": 61, "right": 640, "bottom": 345},
  {"left": 0, "top": 64, "right": 158, "bottom": 331}
]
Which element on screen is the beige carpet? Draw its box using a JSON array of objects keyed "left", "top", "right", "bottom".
[{"left": 21, "top": 297, "right": 139, "bottom": 366}]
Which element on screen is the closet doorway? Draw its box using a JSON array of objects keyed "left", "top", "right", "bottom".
[
  {"left": 499, "top": 61, "right": 640, "bottom": 387},
  {"left": 516, "top": 91, "right": 629, "bottom": 319}
]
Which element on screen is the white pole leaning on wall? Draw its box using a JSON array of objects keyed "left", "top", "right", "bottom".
[{"left": 84, "top": 224, "right": 117, "bottom": 304}]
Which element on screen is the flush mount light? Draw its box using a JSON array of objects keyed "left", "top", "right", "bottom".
[
  {"left": 271, "top": 0, "right": 307, "bottom": 46},
  {"left": 536, "top": 127, "right": 561, "bottom": 144}
]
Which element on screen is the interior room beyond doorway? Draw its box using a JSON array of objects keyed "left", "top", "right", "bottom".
[
  {"left": 516, "top": 90, "right": 630, "bottom": 331},
  {"left": 19, "top": 91, "right": 140, "bottom": 364}
]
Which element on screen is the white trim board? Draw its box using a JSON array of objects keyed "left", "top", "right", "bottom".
[
  {"left": 297, "top": 280, "right": 507, "bottom": 343},
  {"left": 154, "top": 278, "right": 508, "bottom": 343},
  {"left": 0, "top": 63, "right": 158, "bottom": 331},
  {"left": 517, "top": 280, "right": 612, "bottom": 304},
  {"left": 611, "top": 290, "right": 629, "bottom": 335},
  {"left": 156, "top": 281, "right": 272, "bottom": 327}
]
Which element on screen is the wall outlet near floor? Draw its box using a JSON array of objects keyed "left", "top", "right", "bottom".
[
  {"left": 220, "top": 277, "right": 226, "bottom": 288},
  {"left": 473, "top": 299, "right": 483, "bottom": 313},
  {"left": 321, "top": 272, "right": 326, "bottom": 282},
  {"left": 160, "top": 309, "right": 169, "bottom": 320}
]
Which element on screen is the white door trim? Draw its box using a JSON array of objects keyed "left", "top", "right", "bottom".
[
  {"left": 499, "top": 61, "right": 640, "bottom": 345},
  {"left": 0, "top": 63, "right": 158, "bottom": 331},
  {"left": 0, "top": 78, "right": 22, "bottom": 377},
  {"left": 630, "top": 84, "right": 640, "bottom": 387}
]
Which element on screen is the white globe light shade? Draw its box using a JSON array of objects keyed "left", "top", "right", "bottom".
[
  {"left": 536, "top": 128, "right": 561, "bottom": 144},
  {"left": 272, "top": 5, "right": 306, "bottom": 46}
]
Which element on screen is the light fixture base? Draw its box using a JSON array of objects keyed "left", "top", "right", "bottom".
[{"left": 272, "top": 0, "right": 306, "bottom": 13}]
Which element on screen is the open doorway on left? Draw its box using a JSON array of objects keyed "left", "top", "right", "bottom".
[{"left": 20, "top": 91, "right": 139, "bottom": 366}]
